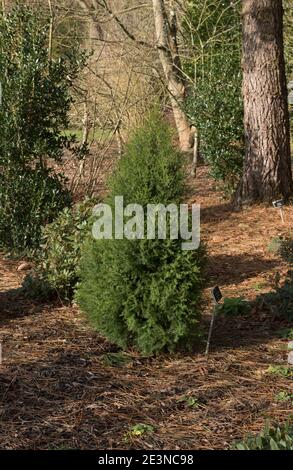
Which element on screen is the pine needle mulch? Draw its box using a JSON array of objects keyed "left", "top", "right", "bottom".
[{"left": 0, "top": 167, "right": 292, "bottom": 450}]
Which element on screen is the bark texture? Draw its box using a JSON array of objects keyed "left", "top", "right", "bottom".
[
  {"left": 238, "top": 0, "right": 292, "bottom": 204},
  {"left": 152, "top": 0, "right": 193, "bottom": 152}
]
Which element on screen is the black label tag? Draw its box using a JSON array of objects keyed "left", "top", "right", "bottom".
[
  {"left": 273, "top": 199, "right": 284, "bottom": 208},
  {"left": 212, "top": 286, "right": 222, "bottom": 303}
]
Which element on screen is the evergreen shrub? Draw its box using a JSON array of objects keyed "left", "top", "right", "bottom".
[
  {"left": 23, "top": 200, "right": 93, "bottom": 300},
  {"left": 76, "top": 112, "right": 207, "bottom": 355}
]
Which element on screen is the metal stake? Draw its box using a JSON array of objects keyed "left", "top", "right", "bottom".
[
  {"left": 205, "top": 286, "right": 222, "bottom": 356},
  {"left": 205, "top": 303, "right": 217, "bottom": 356}
]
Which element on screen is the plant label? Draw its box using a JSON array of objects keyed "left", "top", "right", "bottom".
[
  {"left": 273, "top": 199, "right": 284, "bottom": 208},
  {"left": 273, "top": 200, "right": 285, "bottom": 224},
  {"left": 212, "top": 286, "right": 222, "bottom": 304},
  {"left": 206, "top": 287, "right": 222, "bottom": 356}
]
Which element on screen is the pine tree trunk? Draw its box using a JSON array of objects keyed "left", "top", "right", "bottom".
[{"left": 238, "top": 0, "right": 292, "bottom": 204}]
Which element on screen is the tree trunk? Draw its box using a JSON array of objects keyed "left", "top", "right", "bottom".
[
  {"left": 152, "top": 0, "right": 193, "bottom": 152},
  {"left": 238, "top": 0, "right": 292, "bottom": 204}
]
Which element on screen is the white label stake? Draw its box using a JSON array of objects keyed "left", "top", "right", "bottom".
[
  {"left": 273, "top": 200, "right": 285, "bottom": 224},
  {"left": 205, "top": 287, "right": 222, "bottom": 356}
]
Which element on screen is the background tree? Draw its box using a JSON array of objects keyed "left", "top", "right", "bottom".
[
  {"left": 152, "top": 0, "right": 193, "bottom": 152},
  {"left": 64, "top": 1, "right": 195, "bottom": 154},
  {"left": 237, "top": 0, "right": 292, "bottom": 204}
]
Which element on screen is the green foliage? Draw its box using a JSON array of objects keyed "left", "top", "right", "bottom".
[
  {"left": 234, "top": 422, "right": 293, "bottom": 450},
  {"left": 22, "top": 201, "right": 93, "bottom": 300},
  {"left": 277, "top": 328, "right": 293, "bottom": 340},
  {"left": 279, "top": 238, "right": 293, "bottom": 264},
  {"left": 129, "top": 424, "right": 155, "bottom": 437},
  {"left": 177, "top": 396, "right": 200, "bottom": 409},
  {"left": 267, "top": 235, "right": 293, "bottom": 263},
  {"left": 216, "top": 297, "right": 251, "bottom": 317},
  {"left": 187, "top": 67, "right": 243, "bottom": 191},
  {"left": 267, "top": 236, "right": 284, "bottom": 254},
  {"left": 0, "top": 167, "right": 71, "bottom": 251},
  {"left": 76, "top": 112, "right": 206, "bottom": 355},
  {"left": 275, "top": 391, "right": 293, "bottom": 402},
  {"left": 252, "top": 282, "right": 267, "bottom": 292},
  {"left": 284, "top": 0, "right": 293, "bottom": 78},
  {"left": 0, "top": 4, "right": 85, "bottom": 168},
  {"left": 183, "top": 0, "right": 243, "bottom": 191},
  {"left": 101, "top": 352, "right": 132, "bottom": 368},
  {"left": 267, "top": 366, "right": 293, "bottom": 379},
  {"left": 260, "top": 280, "right": 293, "bottom": 321},
  {"left": 0, "top": 4, "right": 86, "bottom": 251}
]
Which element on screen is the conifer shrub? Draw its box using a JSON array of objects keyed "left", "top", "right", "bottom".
[{"left": 76, "top": 112, "right": 207, "bottom": 355}]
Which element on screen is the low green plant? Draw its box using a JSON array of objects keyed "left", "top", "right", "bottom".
[
  {"left": 216, "top": 297, "right": 251, "bottom": 316},
  {"left": 279, "top": 238, "right": 293, "bottom": 264},
  {"left": 267, "top": 365, "right": 293, "bottom": 379},
  {"left": 101, "top": 352, "right": 132, "bottom": 368},
  {"left": 234, "top": 422, "right": 293, "bottom": 450},
  {"left": 177, "top": 396, "right": 200, "bottom": 409},
  {"left": 252, "top": 282, "right": 267, "bottom": 292},
  {"left": 267, "top": 236, "right": 284, "bottom": 254},
  {"left": 76, "top": 112, "right": 207, "bottom": 355},
  {"left": 129, "top": 424, "right": 155, "bottom": 437},
  {"left": 267, "top": 236, "right": 293, "bottom": 265},
  {"left": 277, "top": 328, "right": 293, "bottom": 340},
  {"left": 22, "top": 200, "right": 93, "bottom": 300},
  {"left": 275, "top": 391, "right": 293, "bottom": 402},
  {"left": 260, "top": 281, "right": 293, "bottom": 321},
  {"left": 48, "top": 445, "right": 75, "bottom": 451}
]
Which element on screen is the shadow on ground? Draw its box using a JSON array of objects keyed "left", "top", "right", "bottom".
[
  {"left": 0, "top": 311, "right": 290, "bottom": 450},
  {"left": 201, "top": 202, "right": 235, "bottom": 223},
  {"left": 0, "top": 288, "right": 55, "bottom": 324},
  {"left": 206, "top": 253, "right": 279, "bottom": 286}
]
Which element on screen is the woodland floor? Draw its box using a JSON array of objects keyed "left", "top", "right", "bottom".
[{"left": 0, "top": 166, "right": 292, "bottom": 450}]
